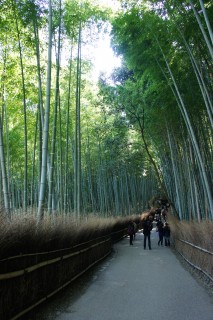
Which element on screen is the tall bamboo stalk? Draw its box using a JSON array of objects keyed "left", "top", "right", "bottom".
[
  {"left": 37, "top": 0, "right": 52, "bottom": 220},
  {"left": 48, "top": 0, "right": 62, "bottom": 213},
  {"left": 198, "top": 0, "right": 213, "bottom": 45},
  {"left": 189, "top": 0, "right": 213, "bottom": 60},
  {"left": 64, "top": 45, "right": 73, "bottom": 215},
  {"left": 14, "top": 7, "right": 28, "bottom": 211},
  {"left": 74, "top": 22, "right": 82, "bottom": 219},
  {"left": 0, "top": 114, "right": 10, "bottom": 216}
]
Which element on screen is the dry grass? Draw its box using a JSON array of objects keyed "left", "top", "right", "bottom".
[
  {"left": 167, "top": 214, "right": 213, "bottom": 280},
  {"left": 0, "top": 212, "right": 140, "bottom": 260},
  {"left": 168, "top": 214, "right": 213, "bottom": 252},
  {"left": 140, "top": 210, "right": 154, "bottom": 221}
]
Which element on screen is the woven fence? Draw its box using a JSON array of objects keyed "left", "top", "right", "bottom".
[{"left": 0, "top": 228, "right": 126, "bottom": 320}]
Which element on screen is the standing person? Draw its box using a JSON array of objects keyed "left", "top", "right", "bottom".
[
  {"left": 154, "top": 208, "right": 161, "bottom": 221},
  {"left": 127, "top": 221, "right": 134, "bottom": 245},
  {"left": 133, "top": 221, "right": 137, "bottom": 239},
  {"left": 156, "top": 219, "right": 164, "bottom": 246},
  {"left": 142, "top": 216, "right": 153, "bottom": 250},
  {"left": 163, "top": 222, "right": 171, "bottom": 246}
]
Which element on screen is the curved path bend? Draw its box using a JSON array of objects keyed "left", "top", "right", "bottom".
[{"left": 25, "top": 230, "right": 213, "bottom": 320}]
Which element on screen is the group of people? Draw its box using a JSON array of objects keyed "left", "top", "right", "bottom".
[
  {"left": 154, "top": 199, "right": 170, "bottom": 222},
  {"left": 127, "top": 215, "right": 171, "bottom": 249},
  {"left": 156, "top": 219, "right": 171, "bottom": 247}
]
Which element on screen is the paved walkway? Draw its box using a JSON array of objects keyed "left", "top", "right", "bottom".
[{"left": 26, "top": 230, "right": 213, "bottom": 320}]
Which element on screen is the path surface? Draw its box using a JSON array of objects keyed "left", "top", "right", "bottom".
[{"left": 25, "top": 230, "right": 213, "bottom": 320}]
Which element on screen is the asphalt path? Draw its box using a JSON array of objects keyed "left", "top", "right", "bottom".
[{"left": 26, "top": 229, "right": 213, "bottom": 320}]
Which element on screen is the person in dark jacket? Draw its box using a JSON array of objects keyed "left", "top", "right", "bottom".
[
  {"left": 142, "top": 216, "right": 153, "bottom": 250},
  {"left": 127, "top": 221, "right": 134, "bottom": 245},
  {"left": 156, "top": 219, "right": 164, "bottom": 246},
  {"left": 163, "top": 222, "right": 171, "bottom": 246},
  {"left": 133, "top": 221, "right": 137, "bottom": 239}
]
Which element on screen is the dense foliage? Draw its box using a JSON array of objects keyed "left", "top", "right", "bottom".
[
  {"left": 0, "top": 0, "right": 157, "bottom": 220},
  {"left": 107, "top": 0, "right": 213, "bottom": 220}
]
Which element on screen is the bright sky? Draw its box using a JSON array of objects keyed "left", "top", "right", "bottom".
[
  {"left": 88, "top": 0, "right": 122, "bottom": 80},
  {"left": 90, "top": 31, "right": 122, "bottom": 80},
  {"left": 60, "top": 0, "right": 122, "bottom": 81}
]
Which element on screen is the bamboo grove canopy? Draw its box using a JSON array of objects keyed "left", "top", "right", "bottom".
[{"left": 0, "top": 0, "right": 212, "bottom": 221}]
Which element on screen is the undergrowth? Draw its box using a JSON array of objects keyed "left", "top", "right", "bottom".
[
  {"left": 168, "top": 214, "right": 213, "bottom": 252},
  {"left": 0, "top": 212, "right": 140, "bottom": 260}
]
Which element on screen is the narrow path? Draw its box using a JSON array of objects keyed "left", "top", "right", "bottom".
[{"left": 26, "top": 230, "right": 213, "bottom": 320}]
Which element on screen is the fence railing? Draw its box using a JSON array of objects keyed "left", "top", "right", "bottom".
[
  {"left": 174, "top": 238, "right": 213, "bottom": 282},
  {"left": 0, "top": 228, "right": 127, "bottom": 320}
]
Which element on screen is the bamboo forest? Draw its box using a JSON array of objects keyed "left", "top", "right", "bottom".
[
  {"left": 0, "top": 0, "right": 212, "bottom": 222},
  {"left": 0, "top": 1, "right": 213, "bottom": 318}
]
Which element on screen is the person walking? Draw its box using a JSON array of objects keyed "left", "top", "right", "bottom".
[
  {"left": 163, "top": 222, "right": 171, "bottom": 246},
  {"left": 127, "top": 221, "right": 134, "bottom": 245},
  {"left": 156, "top": 218, "right": 164, "bottom": 246},
  {"left": 142, "top": 216, "right": 153, "bottom": 250},
  {"left": 133, "top": 221, "right": 137, "bottom": 240}
]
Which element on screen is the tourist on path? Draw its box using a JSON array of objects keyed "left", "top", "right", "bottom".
[
  {"left": 163, "top": 222, "right": 171, "bottom": 246},
  {"left": 133, "top": 221, "right": 137, "bottom": 239},
  {"left": 127, "top": 221, "right": 134, "bottom": 245},
  {"left": 142, "top": 216, "right": 153, "bottom": 250},
  {"left": 156, "top": 218, "right": 164, "bottom": 246}
]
